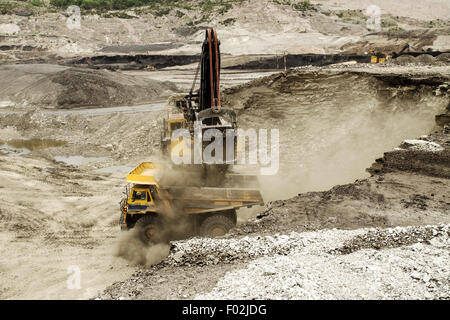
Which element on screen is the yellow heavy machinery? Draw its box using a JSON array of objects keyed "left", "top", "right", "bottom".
[
  {"left": 161, "top": 28, "right": 239, "bottom": 169},
  {"left": 120, "top": 29, "right": 264, "bottom": 243},
  {"left": 120, "top": 162, "right": 263, "bottom": 243},
  {"left": 369, "top": 48, "right": 387, "bottom": 63}
]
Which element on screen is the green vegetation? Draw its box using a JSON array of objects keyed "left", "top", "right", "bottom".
[
  {"left": 272, "top": 0, "right": 292, "bottom": 5},
  {"left": 0, "top": 0, "right": 14, "bottom": 14},
  {"left": 50, "top": 0, "right": 145, "bottom": 10},
  {"left": 48, "top": 0, "right": 241, "bottom": 15},
  {"left": 336, "top": 9, "right": 367, "bottom": 24},
  {"left": 0, "top": 0, "right": 244, "bottom": 18},
  {"left": 428, "top": 19, "right": 448, "bottom": 28},
  {"left": 272, "top": 0, "right": 316, "bottom": 11},
  {"left": 0, "top": 0, "right": 41, "bottom": 15},
  {"left": 102, "top": 10, "right": 136, "bottom": 18},
  {"left": 293, "top": 0, "right": 316, "bottom": 12},
  {"left": 387, "top": 26, "right": 404, "bottom": 32},
  {"left": 153, "top": 5, "right": 170, "bottom": 16},
  {"left": 381, "top": 17, "right": 397, "bottom": 28},
  {"left": 30, "top": 0, "right": 45, "bottom": 7},
  {"left": 217, "top": 2, "right": 231, "bottom": 14},
  {"left": 175, "top": 9, "right": 184, "bottom": 17}
]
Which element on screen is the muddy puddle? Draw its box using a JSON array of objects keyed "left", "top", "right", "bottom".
[{"left": 0, "top": 138, "right": 66, "bottom": 156}]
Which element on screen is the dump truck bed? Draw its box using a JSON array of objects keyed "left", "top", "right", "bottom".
[
  {"left": 126, "top": 162, "right": 264, "bottom": 214},
  {"left": 163, "top": 186, "right": 264, "bottom": 214},
  {"left": 126, "top": 162, "right": 162, "bottom": 185},
  {"left": 166, "top": 187, "right": 263, "bottom": 202},
  {"left": 127, "top": 162, "right": 260, "bottom": 188}
]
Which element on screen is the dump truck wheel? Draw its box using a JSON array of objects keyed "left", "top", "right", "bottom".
[
  {"left": 199, "top": 215, "right": 235, "bottom": 238},
  {"left": 135, "top": 215, "right": 165, "bottom": 244}
]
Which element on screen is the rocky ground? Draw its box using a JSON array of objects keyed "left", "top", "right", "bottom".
[
  {"left": 100, "top": 224, "right": 449, "bottom": 300},
  {"left": 98, "top": 119, "right": 450, "bottom": 299},
  {"left": 0, "top": 62, "right": 448, "bottom": 299},
  {"left": 0, "top": 0, "right": 449, "bottom": 300},
  {"left": 0, "top": 0, "right": 449, "bottom": 62},
  {"left": 97, "top": 63, "right": 449, "bottom": 300}
]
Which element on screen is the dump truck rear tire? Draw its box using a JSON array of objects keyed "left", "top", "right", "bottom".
[
  {"left": 135, "top": 215, "right": 165, "bottom": 244},
  {"left": 199, "top": 215, "right": 235, "bottom": 237}
]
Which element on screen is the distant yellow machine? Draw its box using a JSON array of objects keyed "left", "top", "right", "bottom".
[{"left": 369, "top": 49, "right": 387, "bottom": 63}]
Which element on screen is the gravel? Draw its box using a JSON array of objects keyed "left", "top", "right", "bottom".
[
  {"left": 398, "top": 139, "right": 444, "bottom": 152},
  {"left": 161, "top": 224, "right": 449, "bottom": 268},
  {"left": 193, "top": 224, "right": 449, "bottom": 300},
  {"left": 162, "top": 229, "right": 363, "bottom": 267}
]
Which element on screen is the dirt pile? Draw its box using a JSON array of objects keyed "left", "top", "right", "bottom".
[
  {"left": 392, "top": 52, "right": 450, "bottom": 66},
  {"left": 368, "top": 122, "right": 450, "bottom": 178},
  {"left": 0, "top": 107, "right": 164, "bottom": 162},
  {"left": 332, "top": 224, "right": 449, "bottom": 254},
  {"left": 194, "top": 224, "right": 449, "bottom": 300},
  {"left": 100, "top": 224, "right": 449, "bottom": 300},
  {"left": 0, "top": 64, "right": 178, "bottom": 108},
  {"left": 141, "top": 224, "right": 449, "bottom": 268}
]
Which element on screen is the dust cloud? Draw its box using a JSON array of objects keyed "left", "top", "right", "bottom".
[
  {"left": 114, "top": 229, "right": 170, "bottom": 267},
  {"left": 231, "top": 72, "right": 448, "bottom": 202},
  {"left": 260, "top": 103, "right": 444, "bottom": 201}
]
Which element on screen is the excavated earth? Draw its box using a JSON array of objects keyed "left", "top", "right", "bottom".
[
  {"left": 0, "top": 64, "right": 179, "bottom": 109},
  {"left": 98, "top": 64, "right": 449, "bottom": 300},
  {"left": 0, "top": 63, "right": 449, "bottom": 299},
  {"left": 0, "top": 0, "right": 449, "bottom": 301}
]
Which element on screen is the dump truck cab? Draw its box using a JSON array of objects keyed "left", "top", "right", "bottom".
[{"left": 127, "top": 185, "right": 157, "bottom": 213}]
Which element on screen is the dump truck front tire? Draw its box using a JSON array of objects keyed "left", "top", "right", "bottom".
[
  {"left": 199, "top": 215, "right": 235, "bottom": 237},
  {"left": 135, "top": 215, "right": 165, "bottom": 244}
]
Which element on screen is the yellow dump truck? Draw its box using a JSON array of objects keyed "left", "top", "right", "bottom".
[{"left": 120, "top": 162, "right": 264, "bottom": 243}]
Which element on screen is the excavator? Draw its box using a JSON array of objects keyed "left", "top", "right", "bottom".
[
  {"left": 161, "top": 28, "right": 238, "bottom": 171},
  {"left": 119, "top": 29, "right": 264, "bottom": 244}
]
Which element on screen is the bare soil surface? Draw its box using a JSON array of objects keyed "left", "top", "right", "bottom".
[
  {"left": 0, "top": 36, "right": 449, "bottom": 299},
  {"left": 0, "top": 0, "right": 448, "bottom": 63},
  {"left": 0, "top": 64, "right": 178, "bottom": 109},
  {"left": 0, "top": 68, "right": 281, "bottom": 299},
  {"left": 97, "top": 64, "right": 449, "bottom": 300}
]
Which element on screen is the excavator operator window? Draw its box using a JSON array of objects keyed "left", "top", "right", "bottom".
[{"left": 170, "top": 122, "right": 183, "bottom": 131}]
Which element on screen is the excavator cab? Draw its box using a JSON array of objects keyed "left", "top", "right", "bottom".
[
  {"left": 168, "top": 113, "right": 187, "bottom": 133},
  {"left": 161, "top": 111, "right": 189, "bottom": 160}
]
